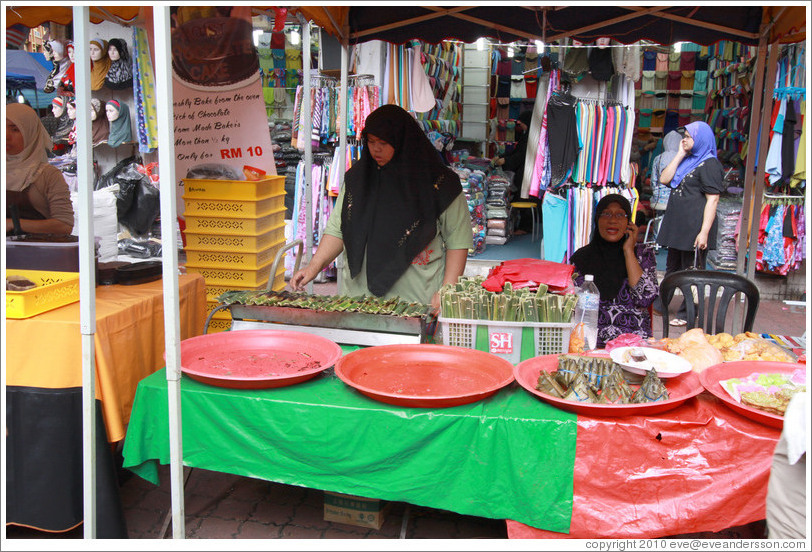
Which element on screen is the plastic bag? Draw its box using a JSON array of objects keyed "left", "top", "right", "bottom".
[
  {"left": 119, "top": 177, "right": 160, "bottom": 237},
  {"left": 95, "top": 156, "right": 141, "bottom": 219}
]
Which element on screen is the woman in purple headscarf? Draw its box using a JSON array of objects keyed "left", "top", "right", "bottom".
[{"left": 654, "top": 121, "right": 725, "bottom": 326}]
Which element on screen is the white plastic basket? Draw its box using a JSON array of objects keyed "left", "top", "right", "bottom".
[{"left": 438, "top": 316, "right": 574, "bottom": 364}]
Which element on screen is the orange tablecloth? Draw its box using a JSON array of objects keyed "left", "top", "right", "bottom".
[
  {"left": 6, "top": 273, "right": 206, "bottom": 442},
  {"left": 506, "top": 392, "right": 781, "bottom": 538}
]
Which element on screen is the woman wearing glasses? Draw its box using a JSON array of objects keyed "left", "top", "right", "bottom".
[{"left": 569, "top": 194, "right": 659, "bottom": 347}]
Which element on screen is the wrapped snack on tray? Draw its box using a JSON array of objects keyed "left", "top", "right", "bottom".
[{"left": 706, "top": 332, "right": 798, "bottom": 363}]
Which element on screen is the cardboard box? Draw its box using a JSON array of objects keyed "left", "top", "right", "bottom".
[{"left": 323, "top": 491, "right": 389, "bottom": 530}]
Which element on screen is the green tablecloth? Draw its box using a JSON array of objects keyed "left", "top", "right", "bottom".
[{"left": 122, "top": 353, "right": 577, "bottom": 532}]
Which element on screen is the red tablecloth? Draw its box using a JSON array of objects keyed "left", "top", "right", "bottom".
[{"left": 507, "top": 392, "right": 780, "bottom": 538}]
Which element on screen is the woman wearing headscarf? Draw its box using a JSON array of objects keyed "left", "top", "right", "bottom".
[
  {"left": 655, "top": 121, "right": 725, "bottom": 326},
  {"left": 291, "top": 104, "right": 473, "bottom": 310},
  {"left": 6, "top": 103, "right": 74, "bottom": 235},
  {"left": 106, "top": 100, "right": 132, "bottom": 147},
  {"left": 569, "top": 194, "right": 659, "bottom": 347}
]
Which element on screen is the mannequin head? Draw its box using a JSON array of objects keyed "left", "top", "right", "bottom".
[
  {"left": 106, "top": 100, "right": 121, "bottom": 122},
  {"left": 107, "top": 39, "right": 130, "bottom": 64},
  {"left": 89, "top": 39, "right": 107, "bottom": 62},
  {"left": 50, "top": 40, "right": 66, "bottom": 62},
  {"left": 51, "top": 97, "right": 65, "bottom": 118},
  {"left": 66, "top": 100, "right": 77, "bottom": 120},
  {"left": 67, "top": 42, "right": 75, "bottom": 63},
  {"left": 91, "top": 98, "right": 101, "bottom": 121}
]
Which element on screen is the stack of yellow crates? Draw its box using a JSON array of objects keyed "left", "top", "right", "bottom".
[{"left": 182, "top": 175, "right": 287, "bottom": 332}]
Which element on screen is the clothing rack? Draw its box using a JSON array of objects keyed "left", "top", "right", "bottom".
[
  {"left": 773, "top": 86, "right": 806, "bottom": 100},
  {"left": 763, "top": 192, "right": 805, "bottom": 205}
]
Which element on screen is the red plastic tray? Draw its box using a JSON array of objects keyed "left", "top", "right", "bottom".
[
  {"left": 514, "top": 354, "right": 705, "bottom": 417},
  {"left": 698, "top": 361, "right": 802, "bottom": 429},
  {"left": 334, "top": 344, "right": 515, "bottom": 408},
  {"left": 176, "top": 329, "right": 342, "bottom": 389}
]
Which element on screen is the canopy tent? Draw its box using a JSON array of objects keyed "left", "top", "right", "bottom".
[
  {"left": 297, "top": 5, "right": 805, "bottom": 45},
  {"left": 5, "top": 50, "right": 57, "bottom": 108},
  {"left": 3, "top": 3, "right": 807, "bottom": 541}
]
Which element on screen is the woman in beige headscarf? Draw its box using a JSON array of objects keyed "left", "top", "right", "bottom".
[{"left": 6, "top": 103, "right": 74, "bottom": 235}]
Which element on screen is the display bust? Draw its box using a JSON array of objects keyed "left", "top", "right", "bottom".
[
  {"left": 89, "top": 38, "right": 111, "bottom": 91},
  {"left": 105, "top": 38, "right": 134, "bottom": 90}
]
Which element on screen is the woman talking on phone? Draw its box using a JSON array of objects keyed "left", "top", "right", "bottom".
[{"left": 569, "top": 194, "right": 659, "bottom": 347}]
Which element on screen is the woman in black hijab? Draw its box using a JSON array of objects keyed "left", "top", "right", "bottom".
[
  {"left": 291, "top": 105, "right": 473, "bottom": 310},
  {"left": 569, "top": 194, "right": 659, "bottom": 347}
]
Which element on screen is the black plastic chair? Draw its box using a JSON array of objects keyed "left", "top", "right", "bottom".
[{"left": 659, "top": 269, "right": 760, "bottom": 338}]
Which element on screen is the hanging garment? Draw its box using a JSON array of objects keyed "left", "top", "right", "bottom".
[
  {"left": 588, "top": 47, "right": 615, "bottom": 82},
  {"left": 132, "top": 27, "right": 158, "bottom": 153},
  {"left": 546, "top": 92, "right": 579, "bottom": 186},
  {"left": 642, "top": 50, "right": 657, "bottom": 71},
  {"left": 541, "top": 190, "right": 569, "bottom": 262}
]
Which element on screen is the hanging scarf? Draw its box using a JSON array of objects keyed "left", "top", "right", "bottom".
[
  {"left": 105, "top": 38, "right": 134, "bottom": 90},
  {"left": 6, "top": 103, "right": 53, "bottom": 192},
  {"left": 568, "top": 194, "right": 632, "bottom": 301},
  {"left": 89, "top": 38, "right": 111, "bottom": 91},
  {"left": 107, "top": 100, "right": 132, "bottom": 147},
  {"left": 90, "top": 98, "right": 110, "bottom": 145},
  {"left": 669, "top": 120, "right": 717, "bottom": 188},
  {"left": 341, "top": 104, "right": 462, "bottom": 296},
  {"left": 132, "top": 27, "right": 159, "bottom": 153}
]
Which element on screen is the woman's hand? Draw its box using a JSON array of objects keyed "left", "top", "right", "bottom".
[
  {"left": 694, "top": 231, "right": 709, "bottom": 250},
  {"left": 623, "top": 221, "right": 640, "bottom": 253},
  {"left": 429, "top": 291, "right": 441, "bottom": 315}
]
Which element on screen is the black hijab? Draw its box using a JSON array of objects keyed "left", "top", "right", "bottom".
[
  {"left": 341, "top": 104, "right": 462, "bottom": 296},
  {"left": 568, "top": 194, "right": 631, "bottom": 301}
]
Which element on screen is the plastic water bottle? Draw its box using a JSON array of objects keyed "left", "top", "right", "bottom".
[{"left": 574, "top": 274, "right": 600, "bottom": 351}]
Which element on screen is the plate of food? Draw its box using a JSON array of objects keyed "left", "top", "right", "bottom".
[
  {"left": 698, "top": 361, "right": 806, "bottom": 429},
  {"left": 514, "top": 354, "right": 704, "bottom": 417},
  {"left": 334, "top": 344, "right": 515, "bottom": 408},
  {"left": 609, "top": 346, "right": 693, "bottom": 378},
  {"left": 177, "top": 329, "right": 342, "bottom": 389}
]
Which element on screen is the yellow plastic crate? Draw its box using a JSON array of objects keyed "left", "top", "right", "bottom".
[
  {"left": 183, "top": 207, "right": 286, "bottom": 236},
  {"left": 204, "top": 283, "right": 265, "bottom": 303},
  {"left": 187, "top": 259, "right": 286, "bottom": 287},
  {"left": 185, "top": 238, "right": 285, "bottom": 269},
  {"left": 205, "top": 318, "right": 232, "bottom": 333},
  {"left": 6, "top": 270, "right": 80, "bottom": 319},
  {"left": 206, "top": 300, "right": 233, "bottom": 320},
  {"left": 184, "top": 226, "right": 285, "bottom": 252},
  {"left": 182, "top": 175, "right": 285, "bottom": 200},
  {"left": 183, "top": 192, "right": 285, "bottom": 218}
]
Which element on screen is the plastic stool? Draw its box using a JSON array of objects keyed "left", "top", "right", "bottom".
[{"left": 510, "top": 201, "right": 539, "bottom": 241}]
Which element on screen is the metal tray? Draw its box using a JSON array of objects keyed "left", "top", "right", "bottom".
[{"left": 229, "top": 304, "right": 430, "bottom": 337}]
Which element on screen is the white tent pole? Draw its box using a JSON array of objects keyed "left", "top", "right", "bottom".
[
  {"left": 72, "top": 6, "right": 97, "bottom": 540},
  {"left": 336, "top": 35, "right": 349, "bottom": 292},
  {"left": 300, "top": 15, "right": 314, "bottom": 294},
  {"left": 152, "top": 6, "right": 186, "bottom": 539}
]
